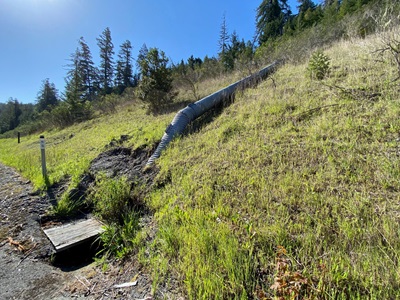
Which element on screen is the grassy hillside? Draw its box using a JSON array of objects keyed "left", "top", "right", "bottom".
[
  {"left": 1, "top": 28, "right": 400, "bottom": 298},
  {"left": 0, "top": 102, "right": 172, "bottom": 188},
  {"left": 148, "top": 32, "right": 400, "bottom": 298}
]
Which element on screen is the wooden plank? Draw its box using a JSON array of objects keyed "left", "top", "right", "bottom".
[{"left": 43, "top": 218, "right": 105, "bottom": 252}]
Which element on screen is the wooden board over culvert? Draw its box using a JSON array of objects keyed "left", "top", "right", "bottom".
[{"left": 43, "top": 218, "right": 105, "bottom": 253}]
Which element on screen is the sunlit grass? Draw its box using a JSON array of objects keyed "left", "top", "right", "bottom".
[
  {"left": 1, "top": 27, "right": 400, "bottom": 299},
  {"left": 148, "top": 31, "right": 400, "bottom": 298},
  {"left": 0, "top": 102, "right": 172, "bottom": 189}
]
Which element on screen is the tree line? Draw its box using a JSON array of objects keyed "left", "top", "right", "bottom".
[
  {"left": 255, "top": 0, "right": 381, "bottom": 45},
  {"left": 0, "top": 0, "right": 388, "bottom": 135},
  {"left": 0, "top": 27, "right": 175, "bottom": 133},
  {"left": 0, "top": 18, "right": 256, "bottom": 134}
]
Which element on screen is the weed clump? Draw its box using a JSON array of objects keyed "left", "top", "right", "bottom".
[
  {"left": 51, "top": 193, "right": 82, "bottom": 218},
  {"left": 89, "top": 174, "right": 131, "bottom": 224},
  {"left": 269, "top": 246, "right": 310, "bottom": 299},
  {"left": 99, "top": 211, "right": 141, "bottom": 258},
  {"left": 307, "top": 50, "right": 331, "bottom": 80},
  {"left": 88, "top": 174, "right": 147, "bottom": 258}
]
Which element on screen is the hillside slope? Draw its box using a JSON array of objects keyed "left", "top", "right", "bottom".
[
  {"left": 149, "top": 31, "right": 400, "bottom": 298},
  {"left": 1, "top": 28, "right": 400, "bottom": 298}
]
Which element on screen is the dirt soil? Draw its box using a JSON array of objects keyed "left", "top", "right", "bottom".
[{"left": 0, "top": 144, "right": 182, "bottom": 300}]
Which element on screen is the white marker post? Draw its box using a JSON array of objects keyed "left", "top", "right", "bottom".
[{"left": 40, "top": 135, "right": 47, "bottom": 178}]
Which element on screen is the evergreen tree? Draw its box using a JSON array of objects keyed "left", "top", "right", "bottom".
[
  {"left": 339, "top": 0, "right": 359, "bottom": 17},
  {"left": 18, "top": 103, "right": 35, "bottom": 125},
  {"left": 78, "top": 37, "right": 98, "bottom": 101},
  {"left": 298, "top": 0, "right": 316, "bottom": 12},
  {"left": 224, "top": 31, "right": 247, "bottom": 71},
  {"left": 65, "top": 48, "right": 85, "bottom": 106},
  {"left": 0, "top": 98, "right": 22, "bottom": 133},
  {"left": 187, "top": 55, "right": 202, "bottom": 70},
  {"left": 36, "top": 78, "right": 59, "bottom": 112},
  {"left": 338, "top": 0, "right": 376, "bottom": 18},
  {"left": 137, "top": 44, "right": 149, "bottom": 70},
  {"left": 321, "top": 0, "right": 341, "bottom": 24},
  {"left": 256, "top": 0, "right": 291, "bottom": 44},
  {"left": 218, "top": 13, "right": 230, "bottom": 56},
  {"left": 218, "top": 13, "right": 231, "bottom": 70},
  {"left": 64, "top": 38, "right": 97, "bottom": 106},
  {"left": 115, "top": 40, "right": 134, "bottom": 94},
  {"left": 64, "top": 47, "right": 93, "bottom": 123},
  {"left": 136, "top": 46, "right": 174, "bottom": 113},
  {"left": 296, "top": 0, "right": 322, "bottom": 29},
  {"left": 97, "top": 27, "right": 114, "bottom": 94}
]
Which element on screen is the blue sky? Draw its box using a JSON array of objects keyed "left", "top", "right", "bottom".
[{"left": 0, "top": 0, "right": 302, "bottom": 104}]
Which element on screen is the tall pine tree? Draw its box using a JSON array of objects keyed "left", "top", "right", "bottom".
[
  {"left": 36, "top": 78, "right": 59, "bottom": 112},
  {"left": 78, "top": 37, "right": 98, "bottom": 101},
  {"left": 256, "top": 0, "right": 291, "bottom": 44},
  {"left": 97, "top": 27, "right": 114, "bottom": 95},
  {"left": 0, "top": 98, "right": 22, "bottom": 133},
  {"left": 115, "top": 40, "right": 134, "bottom": 94},
  {"left": 65, "top": 48, "right": 85, "bottom": 106},
  {"left": 296, "top": 0, "right": 322, "bottom": 29},
  {"left": 218, "top": 13, "right": 230, "bottom": 56}
]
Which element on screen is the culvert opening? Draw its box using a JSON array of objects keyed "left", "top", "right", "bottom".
[
  {"left": 43, "top": 143, "right": 158, "bottom": 270},
  {"left": 51, "top": 236, "right": 103, "bottom": 270}
]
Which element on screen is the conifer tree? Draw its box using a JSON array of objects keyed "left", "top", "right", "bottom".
[
  {"left": 36, "top": 78, "right": 59, "bottom": 112},
  {"left": 218, "top": 13, "right": 231, "bottom": 70},
  {"left": 296, "top": 0, "right": 322, "bottom": 29},
  {"left": 136, "top": 46, "right": 174, "bottom": 113},
  {"left": 339, "top": 0, "right": 360, "bottom": 17},
  {"left": 115, "top": 40, "right": 134, "bottom": 94},
  {"left": 323, "top": 0, "right": 336, "bottom": 6},
  {"left": 0, "top": 98, "right": 22, "bottom": 133},
  {"left": 224, "top": 31, "right": 247, "bottom": 71},
  {"left": 187, "top": 55, "right": 202, "bottom": 70},
  {"left": 97, "top": 27, "right": 114, "bottom": 94},
  {"left": 78, "top": 37, "right": 98, "bottom": 101},
  {"left": 64, "top": 47, "right": 93, "bottom": 122},
  {"left": 65, "top": 48, "right": 85, "bottom": 106},
  {"left": 256, "top": 0, "right": 291, "bottom": 44},
  {"left": 218, "top": 13, "right": 230, "bottom": 56}
]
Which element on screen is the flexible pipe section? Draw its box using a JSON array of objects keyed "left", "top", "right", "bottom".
[{"left": 146, "top": 61, "right": 280, "bottom": 166}]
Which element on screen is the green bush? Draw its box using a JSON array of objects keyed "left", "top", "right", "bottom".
[
  {"left": 93, "top": 94, "right": 119, "bottom": 114},
  {"left": 307, "top": 50, "right": 331, "bottom": 80}
]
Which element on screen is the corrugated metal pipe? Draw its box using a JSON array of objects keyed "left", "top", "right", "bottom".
[{"left": 146, "top": 61, "right": 280, "bottom": 166}]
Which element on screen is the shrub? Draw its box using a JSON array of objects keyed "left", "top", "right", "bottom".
[
  {"left": 93, "top": 94, "right": 119, "bottom": 114},
  {"left": 307, "top": 50, "right": 331, "bottom": 80}
]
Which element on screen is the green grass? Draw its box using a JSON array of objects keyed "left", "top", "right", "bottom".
[
  {"left": 147, "top": 33, "right": 400, "bottom": 298},
  {"left": 0, "top": 102, "right": 172, "bottom": 189},
  {"left": 1, "top": 29, "right": 400, "bottom": 299}
]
